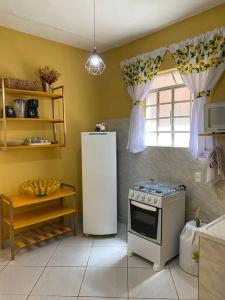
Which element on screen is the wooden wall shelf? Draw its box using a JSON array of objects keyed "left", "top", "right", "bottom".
[
  {"left": 0, "top": 78, "right": 66, "bottom": 150},
  {"left": 0, "top": 88, "right": 62, "bottom": 99},
  {"left": 0, "top": 118, "right": 64, "bottom": 123},
  {"left": 0, "top": 143, "right": 64, "bottom": 150},
  {"left": 0, "top": 183, "right": 76, "bottom": 259}
]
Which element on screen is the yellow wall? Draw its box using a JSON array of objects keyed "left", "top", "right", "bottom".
[
  {"left": 1, "top": 3, "right": 225, "bottom": 220},
  {"left": 0, "top": 26, "right": 101, "bottom": 214},
  {"left": 100, "top": 3, "right": 225, "bottom": 119}
]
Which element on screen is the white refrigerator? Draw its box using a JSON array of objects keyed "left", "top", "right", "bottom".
[{"left": 81, "top": 132, "right": 117, "bottom": 235}]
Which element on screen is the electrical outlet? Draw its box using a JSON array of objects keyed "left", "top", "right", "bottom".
[{"left": 195, "top": 172, "right": 202, "bottom": 183}]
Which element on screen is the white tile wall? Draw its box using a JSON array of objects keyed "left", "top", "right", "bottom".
[{"left": 105, "top": 118, "right": 225, "bottom": 223}]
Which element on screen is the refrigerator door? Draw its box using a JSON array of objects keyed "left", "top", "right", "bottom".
[{"left": 81, "top": 132, "right": 117, "bottom": 235}]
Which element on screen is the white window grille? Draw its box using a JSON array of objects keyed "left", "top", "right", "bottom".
[{"left": 145, "top": 70, "right": 192, "bottom": 147}]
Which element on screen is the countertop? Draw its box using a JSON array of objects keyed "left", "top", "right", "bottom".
[{"left": 200, "top": 214, "right": 225, "bottom": 246}]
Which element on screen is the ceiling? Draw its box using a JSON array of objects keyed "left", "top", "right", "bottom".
[{"left": 0, "top": 0, "right": 224, "bottom": 52}]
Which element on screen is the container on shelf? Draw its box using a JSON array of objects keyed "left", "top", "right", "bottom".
[
  {"left": 5, "top": 106, "right": 16, "bottom": 118},
  {"left": 13, "top": 99, "right": 26, "bottom": 118},
  {"left": 26, "top": 99, "right": 39, "bottom": 118}
]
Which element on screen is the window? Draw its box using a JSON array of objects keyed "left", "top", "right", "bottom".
[{"left": 145, "top": 70, "right": 192, "bottom": 148}]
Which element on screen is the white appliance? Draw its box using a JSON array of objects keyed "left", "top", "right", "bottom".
[
  {"left": 81, "top": 132, "right": 117, "bottom": 235},
  {"left": 128, "top": 180, "right": 185, "bottom": 271},
  {"left": 204, "top": 102, "right": 225, "bottom": 132}
]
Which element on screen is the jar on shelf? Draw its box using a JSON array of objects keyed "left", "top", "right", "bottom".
[{"left": 13, "top": 99, "right": 26, "bottom": 118}]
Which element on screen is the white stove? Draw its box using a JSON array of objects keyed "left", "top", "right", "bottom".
[{"left": 128, "top": 179, "right": 185, "bottom": 271}]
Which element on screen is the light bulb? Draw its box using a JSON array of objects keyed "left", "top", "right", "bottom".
[
  {"left": 85, "top": 48, "right": 106, "bottom": 75},
  {"left": 90, "top": 54, "right": 101, "bottom": 67}
]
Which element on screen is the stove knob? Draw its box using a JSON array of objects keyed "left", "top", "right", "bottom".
[
  {"left": 154, "top": 198, "right": 158, "bottom": 205},
  {"left": 141, "top": 194, "right": 145, "bottom": 200},
  {"left": 130, "top": 191, "right": 134, "bottom": 197}
]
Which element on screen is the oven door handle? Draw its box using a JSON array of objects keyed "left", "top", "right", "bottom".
[{"left": 131, "top": 200, "right": 157, "bottom": 212}]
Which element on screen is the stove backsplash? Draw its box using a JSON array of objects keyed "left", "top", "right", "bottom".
[{"left": 105, "top": 118, "right": 225, "bottom": 224}]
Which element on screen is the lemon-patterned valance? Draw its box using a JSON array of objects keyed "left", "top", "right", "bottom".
[
  {"left": 169, "top": 27, "right": 225, "bottom": 75},
  {"left": 120, "top": 47, "right": 167, "bottom": 87}
]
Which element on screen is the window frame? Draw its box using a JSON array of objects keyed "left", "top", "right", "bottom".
[{"left": 145, "top": 82, "right": 192, "bottom": 148}]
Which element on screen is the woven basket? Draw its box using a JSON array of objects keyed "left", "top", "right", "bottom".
[{"left": 1, "top": 78, "right": 41, "bottom": 91}]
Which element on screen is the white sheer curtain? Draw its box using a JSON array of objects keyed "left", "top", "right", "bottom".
[
  {"left": 120, "top": 47, "right": 167, "bottom": 153},
  {"left": 169, "top": 27, "right": 225, "bottom": 159}
]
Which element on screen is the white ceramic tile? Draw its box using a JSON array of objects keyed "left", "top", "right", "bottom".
[
  {"left": 168, "top": 256, "right": 180, "bottom": 269},
  {"left": 79, "top": 267, "right": 128, "bottom": 297},
  {"left": 28, "top": 296, "right": 75, "bottom": 300},
  {"left": 92, "top": 222, "right": 127, "bottom": 247},
  {"left": 128, "top": 254, "right": 153, "bottom": 268},
  {"left": 128, "top": 268, "right": 178, "bottom": 299},
  {"left": 78, "top": 298, "right": 126, "bottom": 300},
  {"left": 88, "top": 246, "right": 127, "bottom": 267},
  {"left": 171, "top": 268, "right": 198, "bottom": 299},
  {"left": 48, "top": 246, "right": 91, "bottom": 266},
  {"left": 0, "top": 249, "right": 10, "bottom": 265},
  {"left": 0, "top": 296, "right": 27, "bottom": 300},
  {"left": 31, "top": 267, "right": 85, "bottom": 296},
  {"left": 8, "top": 243, "right": 57, "bottom": 267},
  {"left": 0, "top": 266, "right": 43, "bottom": 295},
  {"left": 93, "top": 234, "right": 127, "bottom": 247},
  {"left": 58, "top": 234, "right": 93, "bottom": 248}
]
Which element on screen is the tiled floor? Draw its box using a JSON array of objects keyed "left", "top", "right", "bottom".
[{"left": 0, "top": 223, "right": 198, "bottom": 300}]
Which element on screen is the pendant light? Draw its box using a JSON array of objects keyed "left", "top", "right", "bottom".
[{"left": 85, "top": 0, "right": 106, "bottom": 75}]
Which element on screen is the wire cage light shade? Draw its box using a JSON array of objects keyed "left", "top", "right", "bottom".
[{"left": 85, "top": 48, "right": 106, "bottom": 76}]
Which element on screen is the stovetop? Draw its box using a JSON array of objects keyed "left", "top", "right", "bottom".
[{"left": 132, "top": 179, "right": 185, "bottom": 196}]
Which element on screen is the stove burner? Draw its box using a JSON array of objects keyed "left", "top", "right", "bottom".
[{"left": 132, "top": 180, "right": 184, "bottom": 196}]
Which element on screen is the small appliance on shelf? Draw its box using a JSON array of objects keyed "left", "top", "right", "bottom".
[
  {"left": 26, "top": 99, "right": 39, "bottom": 118},
  {"left": 5, "top": 106, "right": 16, "bottom": 118}
]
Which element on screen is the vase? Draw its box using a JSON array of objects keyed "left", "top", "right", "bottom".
[{"left": 41, "top": 79, "right": 52, "bottom": 92}]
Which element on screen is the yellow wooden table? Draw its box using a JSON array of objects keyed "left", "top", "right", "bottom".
[{"left": 0, "top": 183, "right": 76, "bottom": 259}]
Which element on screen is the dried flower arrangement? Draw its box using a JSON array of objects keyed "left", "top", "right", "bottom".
[{"left": 39, "top": 66, "right": 60, "bottom": 92}]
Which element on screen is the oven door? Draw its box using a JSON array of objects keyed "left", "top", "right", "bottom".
[{"left": 129, "top": 200, "right": 161, "bottom": 244}]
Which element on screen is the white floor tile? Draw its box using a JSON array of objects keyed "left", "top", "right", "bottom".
[
  {"left": 128, "top": 268, "right": 178, "bottom": 299},
  {"left": 0, "top": 296, "right": 27, "bottom": 300},
  {"left": 0, "top": 249, "right": 10, "bottom": 266},
  {"left": 8, "top": 243, "right": 57, "bottom": 267},
  {"left": 168, "top": 256, "right": 180, "bottom": 269},
  {"left": 0, "top": 266, "right": 43, "bottom": 295},
  {"left": 78, "top": 298, "right": 126, "bottom": 300},
  {"left": 128, "top": 254, "right": 153, "bottom": 268},
  {"left": 48, "top": 246, "right": 91, "bottom": 266},
  {"left": 58, "top": 235, "right": 93, "bottom": 248},
  {"left": 79, "top": 267, "right": 128, "bottom": 297},
  {"left": 171, "top": 269, "right": 198, "bottom": 299},
  {"left": 31, "top": 267, "right": 85, "bottom": 296},
  {"left": 28, "top": 296, "right": 76, "bottom": 300},
  {"left": 93, "top": 234, "right": 127, "bottom": 247},
  {"left": 92, "top": 223, "right": 127, "bottom": 247},
  {"left": 88, "top": 247, "right": 127, "bottom": 267},
  {"left": 128, "top": 299, "right": 177, "bottom": 300},
  {"left": 0, "top": 266, "right": 5, "bottom": 272}
]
